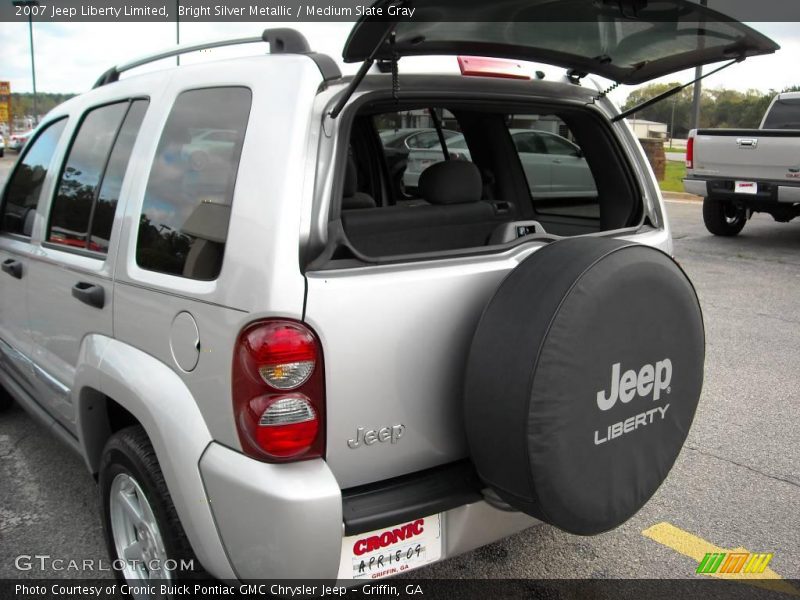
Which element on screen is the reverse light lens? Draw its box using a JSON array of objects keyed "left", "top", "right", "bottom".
[
  {"left": 254, "top": 395, "right": 319, "bottom": 457},
  {"left": 258, "top": 395, "right": 316, "bottom": 426}
]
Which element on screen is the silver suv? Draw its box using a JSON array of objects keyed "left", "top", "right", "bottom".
[{"left": 0, "top": 5, "right": 776, "bottom": 585}]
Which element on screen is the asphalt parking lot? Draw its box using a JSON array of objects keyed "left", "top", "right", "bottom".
[{"left": 0, "top": 152, "right": 798, "bottom": 589}]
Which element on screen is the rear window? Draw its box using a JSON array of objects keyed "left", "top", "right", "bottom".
[
  {"left": 762, "top": 97, "right": 800, "bottom": 129},
  {"left": 136, "top": 87, "right": 251, "bottom": 280},
  {"left": 335, "top": 103, "right": 638, "bottom": 261}
]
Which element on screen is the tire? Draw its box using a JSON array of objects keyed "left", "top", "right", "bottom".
[
  {"left": 99, "top": 426, "right": 205, "bottom": 588},
  {"left": 464, "top": 237, "right": 705, "bottom": 535},
  {"left": 0, "top": 385, "right": 13, "bottom": 412},
  {"left": 703, "top": 196, "right": 746, "bottom": 236}
]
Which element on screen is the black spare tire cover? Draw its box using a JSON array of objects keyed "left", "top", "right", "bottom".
[{"left": 464, "top": 237, "right": 704, "bottom": 535}]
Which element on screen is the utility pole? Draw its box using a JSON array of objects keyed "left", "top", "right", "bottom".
[
  {"left": 690, "top": 0, "right": 708, "bottom": 130},
  {"left": 12, "top": 0, "right": 39, "bottom": 126},
  {"left": 176, "top": 0, "right": 180, "bottom": 65}
]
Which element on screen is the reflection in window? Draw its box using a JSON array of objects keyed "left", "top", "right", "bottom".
[
  {"left": 1, "top": 119, "right": 67, "bottom": 236},
  {"left": 49, "top": 102, "right": 128, "bottom": 251},
  {"left": 136, "top": 87, "right": 251, "bottom": 280},
  {"left": 47, "top": 100, "right": 148, "bottom": 254},
  {"left": 91, "top": 100, "right": 149, "bottom": 253}
]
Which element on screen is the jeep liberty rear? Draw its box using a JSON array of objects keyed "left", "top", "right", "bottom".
[{"left": 0, "top": 0, "right": 777, "bottom": 587}]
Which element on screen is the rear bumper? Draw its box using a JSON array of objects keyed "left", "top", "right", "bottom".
[
  {"left": 684, "top": 177, "right": 800, "bottom": 204},
  {"left": 199, "top": 443, "right": 537, "bottom": 580}
]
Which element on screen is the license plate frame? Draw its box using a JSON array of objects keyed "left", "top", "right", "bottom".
[
  {"left": 337, "top": 514, "right": 443, "bottom": 580},
  {"left": 735, "top": 180, "right": 758, "bottom": 195}
]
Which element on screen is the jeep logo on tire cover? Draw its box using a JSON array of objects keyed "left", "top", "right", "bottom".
[{"left": 596, "top": 359, "right": 672, "bottom": 411}]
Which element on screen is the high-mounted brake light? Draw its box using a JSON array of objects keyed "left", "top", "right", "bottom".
[
  {"left": 233, "top": 320, "right": 325, "bottom": 462},
  {"left": 458, "top": 56, "right": 530, "bottom": 80},
  {"left": 686, "top": 135, "right": 694, "bottom": 169}
]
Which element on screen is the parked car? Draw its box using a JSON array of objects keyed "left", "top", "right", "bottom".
[
  {"left": 0, "top": 3, "right": 776, "bottom": 588},
  {"left": 410, "top": 129, "right": 598, "bottom": 200},
  {"left": 685, "top": 91, "right": 800, "bottom": 235},
  {"left": 379, "top": 127, "right": 461, "bottom": 150},
  {"left": 8, "top": 131, "right": 32, "bottom": 152}
]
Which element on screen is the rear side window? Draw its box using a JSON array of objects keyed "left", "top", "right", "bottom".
[
  {"left": 0, "top": 119, "right": 67, "bottom": 237},
  {"left": 508, "top": 116, "right": 599, "bottom": 219},
  {"left": 48, "top": 100, "right": 148, "bottom": 253},
  {"left": 136, "top": 87, "right": 251, "bottom": 280}
]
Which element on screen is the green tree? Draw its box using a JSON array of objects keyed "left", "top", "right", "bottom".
[
  {"left": 10, "top": 92, "right": 76, "bottom": 121},
  {"left": 621, "top": 84, "right": 798, "bottom": 136}
]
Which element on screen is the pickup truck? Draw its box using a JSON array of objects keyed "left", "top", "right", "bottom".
[{"left": 684, "top": 91, "right": 800, "bottom": 235}]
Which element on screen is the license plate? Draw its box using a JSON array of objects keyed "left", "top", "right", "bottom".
[
  {"left": 735, "top": 181, "right": 757, "bottom": 194},
  {"left": 337, "top": 514, "right": 442, "bottom": 580}
]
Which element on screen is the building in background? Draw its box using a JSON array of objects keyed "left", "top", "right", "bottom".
[{"left": 628, "top": 118, "right": 668, "bottom": 140}]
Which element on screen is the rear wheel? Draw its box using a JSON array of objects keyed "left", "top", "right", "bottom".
[
  {"left": 99, "top": 426, "right": 204, "bottom": 593},
  {"left": 703, "top": 196, "right": 746, "bottom": 236}
]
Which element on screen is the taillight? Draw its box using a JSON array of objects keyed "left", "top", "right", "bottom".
[
  {"left": 457, "top": 56, "right": 530, "bottom": 80},
  {"left": 686, "top": 135, "right": 694, "bottom": 169},
  {"left": 232, "top": 320, "right": 325, "bottom": 462}
]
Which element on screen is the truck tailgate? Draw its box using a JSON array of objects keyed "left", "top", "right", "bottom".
[{"left": 692, "top": 130, "right": 800, "bottom": 181}]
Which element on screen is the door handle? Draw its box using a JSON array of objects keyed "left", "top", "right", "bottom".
[
  {"left": 1, "top": 259, "right": 23, "bottom": 279},
  {"left": 71, "top": 281, "right": 105, "bottom": 309}
]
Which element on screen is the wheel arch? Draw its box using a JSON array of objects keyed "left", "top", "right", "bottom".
[{"left": 72, "top": 334, "right": 236, "bottom": 579}]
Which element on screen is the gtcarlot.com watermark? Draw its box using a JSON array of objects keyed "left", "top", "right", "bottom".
[{"left": 14, "top": 554, "right": 194, "bottom": 573}]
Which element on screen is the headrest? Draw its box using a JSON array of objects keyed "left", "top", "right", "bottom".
[{"left": 419, "top": 161, "right": 482, "bottom": 205}]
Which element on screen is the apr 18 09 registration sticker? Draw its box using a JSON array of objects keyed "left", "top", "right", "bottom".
[{"left": 337, "top": 515, "right": 442, "bottom": 580}]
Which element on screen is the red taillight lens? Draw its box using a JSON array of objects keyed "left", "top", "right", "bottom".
[
  {"left": 233, "top": 320, "right": 325, "bottom": 462},
  {"left": 686, "top": 136, "right": 694, "bottom": 169}
]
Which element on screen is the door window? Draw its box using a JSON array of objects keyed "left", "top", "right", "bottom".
[
  {"left": 0, "top": 118, "right": 68, "bottom": 237},
  {"left": 47, "top": 100, "right": 148, "bottom": 254}
]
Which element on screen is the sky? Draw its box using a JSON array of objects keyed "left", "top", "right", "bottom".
[{"left": 0, "top": 21, "right": 798, "bottom": 107}]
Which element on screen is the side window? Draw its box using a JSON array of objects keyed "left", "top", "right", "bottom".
[
  {"left": 509, "top": 116, "right": 598, "bottom": 219},
  {"left": 0, "top": 119, "right": 67, "bottom": 237},
  {"left": 91, "top": 101, "right": 149, "bottom": 253},
  {"left": 136, "top": 87, "right": 251, "bottom": 280},
  {"left": 376, "top": 109, "right": 463, "bottom": 200},
  {"left": 513, "top": 133, "right": 545, "bottom": 154},
  {"left": 541, "top": 133, "right": 580, "bottom": 157},
  {"left": 48, "top": 100, "right": 148, "bottom": 253}
]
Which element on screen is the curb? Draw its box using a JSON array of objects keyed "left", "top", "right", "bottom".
[{"left": 662, "top": 191, "right": 702, "bottom": 202}]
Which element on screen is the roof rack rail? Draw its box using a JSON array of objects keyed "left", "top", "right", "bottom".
[{"left": 93, "top": 27, "right": 341, "bottom": 88}]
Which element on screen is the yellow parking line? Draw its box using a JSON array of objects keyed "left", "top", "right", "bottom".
[{"left": 642, "top": 522, "right": 799, "bottom": 597}]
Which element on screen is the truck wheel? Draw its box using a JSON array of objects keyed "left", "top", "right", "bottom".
[
  {"left": 703, "top": 197, "right": 746, "bottom": 236},
  {"left": 464, "top": 237, "right": 705, "bottom": 535},
  {"left": 99, "top": 426, "right": 205, "bottom": 587}
]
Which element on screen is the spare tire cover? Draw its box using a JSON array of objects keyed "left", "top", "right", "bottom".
[{"left": 464, "top": 237, "right": 704, "bottom": 535}]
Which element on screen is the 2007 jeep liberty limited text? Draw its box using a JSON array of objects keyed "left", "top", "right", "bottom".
[{"left": 0, "top": 0, "right": 778, "bottom": 586}]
